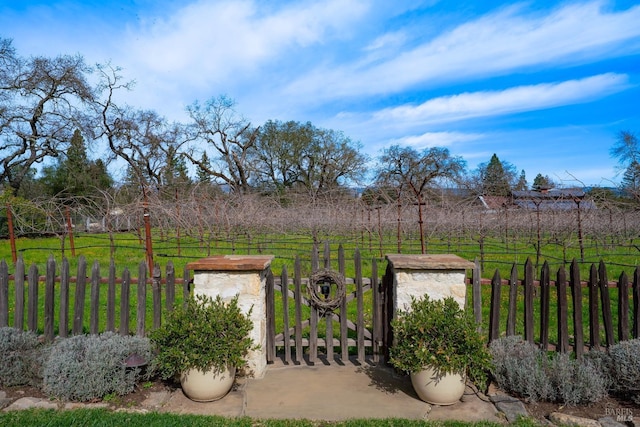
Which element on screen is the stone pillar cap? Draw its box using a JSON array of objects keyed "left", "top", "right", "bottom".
[
  {"left": 187, "top": 255, "right": 275, "bottom": 271},
  {"left": 385, "top": 254, "right": 474, "bottom": 270}
]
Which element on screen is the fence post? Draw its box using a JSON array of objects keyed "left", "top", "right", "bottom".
[
  {"left": 489, "top": 269, "right": 501, "bottom": 343},
  {"left": 506, "top": 263, "right": 518, "bottom": 336},
  {"left": 137, "top": 261, "right": 147, "bottom": 337},
  {"left": 90, "top": 260, "right": 100, "bottom": 335},
  {"left": 588, "top": 263, "right": 600, "bottom": 349},
  {"left": 570, "top": 259, "right": 584, "bottom": 358},
  {"left": 634, "top": 267, "right": 640, "bottom": 339},
  {"left": 14, "top": 257, "right": 25, "bottom": 330},
  {"left": 523, "top": 258, "right": 534, "bottom": 344},
  {"left": 59, "top": 258, "right": 70, "bottom": 337},
  {"left": 73, "top": 257, "right": 87, "bottom": 335},
  {"left": 0, "top": 260, "right": 8, "bottom": 327},
  {"left": 539, "top": 261, "right": 550, "bottom": 350},
  {"left": 27, "top": 264, "right": 39, "bottom": 333},
  {"left": 44, "top": 256, "right": 56, "bottom": 342},
  {"left": 152, "top": 263, "right": 162, "bottom": 330},
  {"left": 617, "top": 271, "right": 629, "bottom": 342},
  {"left": 598, "top": 260, "right": 614, "bottom": 347},
  {"left": 556, "top": 266, "right": 569, "bottom": 353}
]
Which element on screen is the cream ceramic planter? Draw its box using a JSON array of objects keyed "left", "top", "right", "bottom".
[
  {"left": 410, "top": 367, "right": 466, "bottom": 405},
  {"left": 180, "top": 366, "right": 236, "bottom": 402}
]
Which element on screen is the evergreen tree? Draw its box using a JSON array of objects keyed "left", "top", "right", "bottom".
[
  {"left": 37, "top": 129, "right": 113, "bottom": 200},
  {"left": 532, "top": 173, "right": 554, "bottom": 190},
  {"left": 621, "top": 160, "right": 640, "bottom": 196},
  {"left": 514, "top": 169, "right": 528, "bottom": 191},
  {"left": 477, "top": 154, "right": 516, "bottom": 196},
  {"left": 196, "top": 152, "right": 211, "bottom": 183}
]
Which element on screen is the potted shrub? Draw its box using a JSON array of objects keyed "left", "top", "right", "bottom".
[
  {"left": 389, "top": 295, "right": 491, "bottom": 405},
  {"left": 150, "top": 293, "right": 255, "bottom": 402}
]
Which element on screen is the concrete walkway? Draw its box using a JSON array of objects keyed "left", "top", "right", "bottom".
[{"left": 158, "top": 359, "right": 509, "bottom": 423}]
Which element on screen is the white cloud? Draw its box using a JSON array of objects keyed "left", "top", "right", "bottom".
[
  {"left": 391, "top": 131, "right": 485, "bottom": 149},
  {"left": 124, "top": 0, "right": 369, "bottom": 87},
  {"left": 284, "top": 1, "right": 640, "bottom": 100},
  {"left": 372, "top": 73, "right": 630, "bottom": 126}
]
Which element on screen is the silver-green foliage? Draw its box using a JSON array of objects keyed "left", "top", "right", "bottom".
[
  {"left": 608, "top": 338, "right": 640, "bottom": 403},
  {"left": 490, "top": 336, "right": 607, "bottom": 405},
  {"left": 42, "top": 332, "right": 153, "bottom": 401},
  {"left": 489, "top": 336, "right": 552, "bottom": 402},
  {"left": 0, "top": 327, "right": 47, "bottom": 387}
]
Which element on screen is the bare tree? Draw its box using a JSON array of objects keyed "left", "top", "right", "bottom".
[
  {"left": 184, "top": 95, "right": 258, "bottom": 194},
  {"left": 0, "top": 38, "right": 94, "bottom": 194},
  {"left": 376, "top": 145, "right": 465, "bottom": 253}
]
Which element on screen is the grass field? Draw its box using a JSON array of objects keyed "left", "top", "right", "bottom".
[{"left": 0, "top": 407, "right": 539, "bottom": 426}]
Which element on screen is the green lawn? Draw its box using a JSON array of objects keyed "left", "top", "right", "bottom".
[{"left": 0, "top": 408, "right": 539, "bottom": 427}]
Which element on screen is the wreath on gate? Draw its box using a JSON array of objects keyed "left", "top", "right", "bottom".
[{"left": 307, "top": 268, "right": 346, "bottom": 312}]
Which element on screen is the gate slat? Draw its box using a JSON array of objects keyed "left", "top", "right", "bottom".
[
  {"left": 355, "top": 249, "right": 364, "bottom": 362},
  {"left": 598, "top": 261, "right": 614, "bottom": 347},
  {"left": 90, "top": 261, "right": 100, "bottom": 335},
  {"left": 339, "top": 245, "right": 348, "bottom": 362},
  {"left": 14, "top": 257, "right": 25, "bottom": 330},
  {"left": 588, "top": 264, "right": 600, "bottom": 349},
  {"left": 59, "top": 258, "right": 69, "bottom": 337},
  {"left": 557, "top": 266, "right": 569, "bottom": 353},
  {"left": 266, "top": 268, "right": 276, "bottom": 362},
  {"left": 570, "top": 259, "right": 584, "bottom": 358},
  {"left": 281, "top": 266, "right": 291, "bottom": 363},
  {"left": 44, "top": 256, "right": 55, "bottom": 342},
  {"left": 372, "top": 258, "right": 381, "bottom": 363},
  {"left": 324, "top": 242, "right": 333, "bottom": 362},
  {"left": 294, "top": 257, "right": 303, "bottom": 362},
  {"left": 73, "top": 256, "right": 87, "bottom": 335},
  {"left": 539, "top": 261, "right": 550, "bottom": 349},
  {"left": 618, "top": 271, "right": 629, "bottom": 342}
]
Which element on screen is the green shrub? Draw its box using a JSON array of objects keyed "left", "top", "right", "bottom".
[
  {"left": 42, "top": 332, "right": 154, "bottom": 401},
  {"left": 389, "top": 295, "right": 492, "bottom": 390},
  {"left": 489, "top": 336, "right": 607, "bottom": 405},
  {"left": 0, "top": 327, "right": 47, "bottom": 387},
  {"left": 149, "top": 294, "right": 255, "bottom": 380}
]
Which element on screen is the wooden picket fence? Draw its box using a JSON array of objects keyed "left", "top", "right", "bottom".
[
  {"left": 474, "top": 258, "right": 640, "bottom": 356},
  {"left": 0, "top": 256, "right": 191, "bottom": 341},
  {"left": 1, "top": 253, "right": 639, "bottom": 359}
]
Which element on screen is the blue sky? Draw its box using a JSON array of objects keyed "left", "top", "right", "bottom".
[{"left": 2, "top": 0, "right": 639, "bottom": 187}]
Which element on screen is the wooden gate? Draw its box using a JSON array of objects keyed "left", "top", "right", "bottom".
[{"left": 265, "top": 243, "right": 391, "bottom": 364}]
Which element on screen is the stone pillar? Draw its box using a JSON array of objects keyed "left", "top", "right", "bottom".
[
  {"left": 186, "top": 255, "right": 274, "bottom": 378},
  {"left": 385, "top": 254, "right": 474, "bottom": 314}
]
